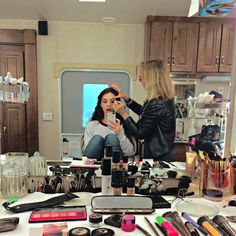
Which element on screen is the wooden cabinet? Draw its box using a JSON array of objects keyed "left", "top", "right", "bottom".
[
  {"left": 197, "top": 22, "right": 235, "bottom": 73},
  {"left": 0, "top": 29, "right": 38, "bottom": 155},
  {"left": 145, "top": 17, "right": 199, "bottom": 72},
  {"left": 145, "top": 16, "right": 235, "bottom": 75}
]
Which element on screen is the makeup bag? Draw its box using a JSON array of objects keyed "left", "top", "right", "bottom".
[{"left": 91, "top": 195, "right": 155, "bottom": 214}]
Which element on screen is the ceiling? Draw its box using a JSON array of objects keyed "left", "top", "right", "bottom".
[
  {"left": 0, "top": 0, "right": 193, "bottom": 24},
  {"left": 0, "top": 0, "right": 235, "bottom": 24}
]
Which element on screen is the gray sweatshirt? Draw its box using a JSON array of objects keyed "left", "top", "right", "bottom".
[{"left": 83, "top": 120, "right": 136, "bottom": 156}]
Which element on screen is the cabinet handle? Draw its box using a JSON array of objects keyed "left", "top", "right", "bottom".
[
  {"left": 3, "top": 126, "right": 6, "bottom": 134},
  {"left": 220, "top": 56, "right": 225, "bottom": 66},
  {"left": 172, "top": 56, "right": 175, "bottom": 65},
  {"left": 167, "top": 56, "right": 171, "bottom": 65},
  {"left": 215, "top": 56, "right": 219, "bottom": 66}
]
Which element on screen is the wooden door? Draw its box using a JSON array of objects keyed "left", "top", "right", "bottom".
[
  {"left": 0, "top": 47, "right": 27, "bottom": 154},
  {"left": 0, "top": 102, "right": 27, "bottom": 153},
  {"left": 171, "top": 22, "right": 199, "bottom": 72},
  {"left": 0, "top": 50, "right": 24, "bottom": 78},
  {"left": 149, "top": 21, "right": 173, "bottom": 65},
  {"left": 219, "top": 23, "right": 235, "bottom": 73},
  {"left": 197, "top": 22, "right": 222, "bottom": 72}
]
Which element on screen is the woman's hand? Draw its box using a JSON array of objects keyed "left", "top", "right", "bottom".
[
  {"left": 108, "top": 82, "right": 129, "bottom": 100},
  {"left": 108, "top": 119, "right": 121, "bottom": 135},
  {"left": 113, "top": 101, "right": 129, "bottom": 119}
]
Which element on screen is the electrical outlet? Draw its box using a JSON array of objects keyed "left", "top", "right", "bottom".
[{"left": 43, "top": 112, "right": 52, "bottom": 121}]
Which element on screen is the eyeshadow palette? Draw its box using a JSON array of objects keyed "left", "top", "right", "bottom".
[{"left": 29, "top": 205, "right": 87, "bottom": 223}]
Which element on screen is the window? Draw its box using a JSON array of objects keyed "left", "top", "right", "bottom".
[
  {"left": 82, "top": 83, "right": 108, "bottom": 128},
  {"left": 60, "top": 69, "right": 131, "bottom": 134}
]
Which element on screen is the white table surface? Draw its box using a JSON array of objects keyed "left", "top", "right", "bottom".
[{"left": 0, "top": 191, "right": 235, "bottom": 236}]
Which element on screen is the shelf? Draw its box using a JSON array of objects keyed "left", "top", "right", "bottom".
[{"left": 194, "top": 102, "right": 230, "bottom": 110}]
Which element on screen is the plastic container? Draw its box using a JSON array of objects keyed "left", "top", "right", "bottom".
[
  {"left": 29, "top": 151, "right": 47, "bottom": 176},
  {"left": 89, "top": 213, "right": 103, "bottom": 228},
  {"left": 1, "top": 152, "right": 29, "bottom": 198}
]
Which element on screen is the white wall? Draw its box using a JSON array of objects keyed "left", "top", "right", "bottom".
[{"left": 0, "top": 19, "right": 146, "bottom": 159}]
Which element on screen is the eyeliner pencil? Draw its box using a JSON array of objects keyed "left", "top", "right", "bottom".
[
  {"left": 144, "top": 216, "right": 161, "bottom": 236},
  {"left": 136, "top": 224, "right": 152, "bottom": 236}
]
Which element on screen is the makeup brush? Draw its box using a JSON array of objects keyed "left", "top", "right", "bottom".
[{"left": 212, "top": 215, "right": 236, "bottom": 236}]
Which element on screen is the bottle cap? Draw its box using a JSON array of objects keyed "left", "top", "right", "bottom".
[
  {"left": 101, "top": 158, "right": 111, "bottom": 175},
  {"left": 105, "top": 145, "right": 112, "bottom": 158},
  {"left": 112, "top": 150, "right": 120, "bottom": 164}
]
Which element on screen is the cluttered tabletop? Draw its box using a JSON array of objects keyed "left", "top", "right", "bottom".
[{"left": 0, "top": 156, "right": 235, "bottom": 236}]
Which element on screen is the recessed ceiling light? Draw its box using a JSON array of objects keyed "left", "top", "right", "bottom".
[
  {"left": 79, "top": 0, "right": 106, "bottom": 2},
  {"left": 102, "top": 17, "right": 117, "bottom": 23}
]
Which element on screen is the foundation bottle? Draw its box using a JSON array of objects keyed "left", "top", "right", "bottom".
[
  {"left": 122, "top": 156, "right": 128, "bottom": 171},
  {"left": 111, "top": 169, "right": 123, "bottom": 195},
  {"left": 127, "top": 177, "right": 135, "bottom": 195},
  {"left": 101, "top": 157, "right": 112, "bottom": 195},
  {"left": 112, "top": 149, "right": 120, "bottom": 169}
]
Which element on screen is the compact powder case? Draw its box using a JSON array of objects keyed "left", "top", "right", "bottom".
[{"left": 68, "top": 227, "right": 90, "bottom": 236}]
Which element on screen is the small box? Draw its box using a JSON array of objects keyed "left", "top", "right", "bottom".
[{"left": 43, "top": 222, "right": 68, "bottom": 236}]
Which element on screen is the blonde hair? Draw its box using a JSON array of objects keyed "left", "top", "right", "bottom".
[{"left": 143, "top": 59, "right": 175, "bottom": 100}]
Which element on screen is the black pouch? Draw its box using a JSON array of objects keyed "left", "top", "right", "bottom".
[{"left": 2, "top": 193, "right": 78, "bottom": 213}]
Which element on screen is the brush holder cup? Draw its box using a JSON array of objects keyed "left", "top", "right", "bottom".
[{"left": 1, "top": 152, "right": 29, "bottom": 198}]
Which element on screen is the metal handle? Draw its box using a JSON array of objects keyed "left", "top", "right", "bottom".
[
  {"left": 220, "top": 56, "right": 225, "bottom": 66},
  {"left": 167, "top": 56, "right": 171, "bottom": 65},
  {"left": 172, "top": 56, "right": 175, "bottom": 65},
  {"left": 215, "top": 56, "right": 219, "bottom": 66},
  {"left": 3, "top": 126, "right": 6, "bottom": 134}
]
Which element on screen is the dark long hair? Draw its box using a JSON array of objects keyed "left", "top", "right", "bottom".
[{"left": 90, "top": 87, "right": 124, "bottom": 123}]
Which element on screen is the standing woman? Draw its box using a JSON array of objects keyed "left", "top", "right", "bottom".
[{"left": 110, "top": 59, "right": 177, "bottom": 162}]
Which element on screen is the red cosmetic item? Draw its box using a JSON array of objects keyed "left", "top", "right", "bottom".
[{"left": 121, "top": 215, "right": 136, "bottom": 232}]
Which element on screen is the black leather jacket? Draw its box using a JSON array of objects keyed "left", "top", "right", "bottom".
[{"left": 123, "top": 97, "right": 176, "bottom": 160}]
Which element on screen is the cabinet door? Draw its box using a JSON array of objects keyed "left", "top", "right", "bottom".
[
  {"left": 197, "top": 22, "right": 222, "bottom": 72},
  {"left": 1, "top": 102, "right": 27, "bottom": 153},
  {"left": 149, "top": 21, "right": 172, "bottom": 65},
  {"left": 219, "top": 23, "right": 235, "bottom": 73},
  {"left": 0, "top": 50, "right": 24, "bottom": 78},
  {"left": 171, "top": 22, "right": 199, "bottom": 72}
]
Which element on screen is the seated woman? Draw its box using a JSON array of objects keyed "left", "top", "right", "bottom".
[{"left": 82, "top": 87, "right": 136, "bottom": 160}]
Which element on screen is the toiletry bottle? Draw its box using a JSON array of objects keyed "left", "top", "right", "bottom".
[
  {"left": 111, "top": 169, "right": 123, "bottom": 195},
  {"left": 127, "top": 176, "right": 135, "bottom": 195},
  {"left": 101, "top": 157, "right": 112, "bottom": 195},
  {"left": 63, "top": 138, "right": 70, "bottom": 155},
  {"left": 112, "top": 149, "right": 120, "bottom": 169}
]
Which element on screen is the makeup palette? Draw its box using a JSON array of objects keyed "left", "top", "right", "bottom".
[{"left": 29, "top": 205, "right": 87, "bottom": 223}]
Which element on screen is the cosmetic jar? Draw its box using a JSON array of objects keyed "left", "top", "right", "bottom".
[
  {"left": 121, "top": 214, "right": 136, "bottom": 232},
  {"left": 91, "top": 228, "right": 115, "bottom": 236},
  {"left": 89, "top": 213, "right": 103, "bottom": 228},
  {"left": 203, "top": 189, "right": 223, "bottom": 202},
  {"left": 111, "top": 169, "right": 123, "bottom": 195},
  {"left": 68, "top": 227, "right": 90, "bottom": 236}
]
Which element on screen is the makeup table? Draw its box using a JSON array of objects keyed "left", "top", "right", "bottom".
[{"left": 0, "top": 191, "right": 235, "bottom": 236}]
